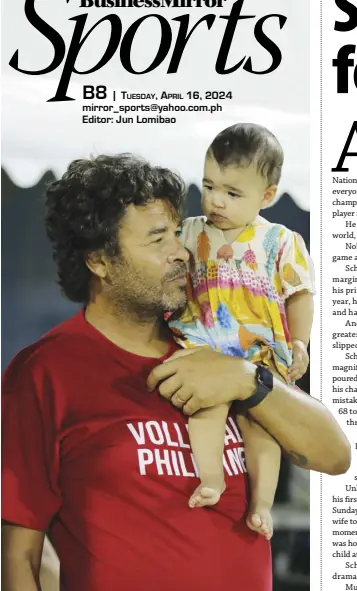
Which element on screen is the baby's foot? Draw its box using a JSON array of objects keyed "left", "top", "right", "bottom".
[
  {"left": 189, "top": 479, "right": 226, "bottom": 508},
  {"left": 246, "top": 503, "right": 273, "bottom": 540}
]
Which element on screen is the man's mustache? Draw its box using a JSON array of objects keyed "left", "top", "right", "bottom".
[{"left": 164, "top": 264, "right": 187, "bottom": 282}]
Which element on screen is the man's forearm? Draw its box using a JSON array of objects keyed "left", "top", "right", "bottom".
[
  {"left": 242, "top": 377, "right": 351, "bottom": 475},
  {"left": 148, "top": 348, "right": 351, "bottom": 475}
]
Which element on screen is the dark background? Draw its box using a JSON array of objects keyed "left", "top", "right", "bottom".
[
  {"left": 1, "top": 167, "right": 311, "bottom": 590},
  {"left": 1, "top": 167, "right": 310, "bottom": 371}
]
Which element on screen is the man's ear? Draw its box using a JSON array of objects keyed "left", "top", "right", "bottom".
[
  {"left": 261, "top": 185, "right": 278, "bottom": 208},
  {"left": 85, "top": 252, "right": 108, "bottom": 279}
]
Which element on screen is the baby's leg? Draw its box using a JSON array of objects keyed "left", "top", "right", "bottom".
[
  {"left": 236, "top": 413, "right": 281, "bottom": 540},
  {"left": 188, "top": 404, "right": 230, "bottom": 508}
]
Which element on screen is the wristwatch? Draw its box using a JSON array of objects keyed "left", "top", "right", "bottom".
[{"left": 238, "top": 365, "right": 274, "bottom": 411}]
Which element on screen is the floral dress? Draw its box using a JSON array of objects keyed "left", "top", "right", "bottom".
[{"left": 169, "top": 215, "right": 315, "bottom": 382}]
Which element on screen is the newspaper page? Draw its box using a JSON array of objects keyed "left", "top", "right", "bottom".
[
  {"left": 312, "top": 2, "right": 357, "bottom": 591},
  {"left": 0, "top": 1, "right": 354, "bottom": 591}
]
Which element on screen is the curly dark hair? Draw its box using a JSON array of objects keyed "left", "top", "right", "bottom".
[
  {"left": 44, "top": 153, "right": 186, "bottom": 303},
  {"left": 208, "top": 123, "right": 284, "bottom": 185}
]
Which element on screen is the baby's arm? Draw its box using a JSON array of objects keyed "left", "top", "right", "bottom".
[
  {"left": 277, "top": 229, "right": 315, "bottom": 382},
  {"left": 286, "top": 290, "right": 314, "bottom": 382},
  {"left": 236, "top": 414, "right": 281, "bottom": 540},
  {"left": 188, "top": 404, "right": 230, "bottom": 508}
]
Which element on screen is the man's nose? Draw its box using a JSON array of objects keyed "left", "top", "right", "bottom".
[{"left": 168, "top": 240, "right": 190, "bottom": 264}]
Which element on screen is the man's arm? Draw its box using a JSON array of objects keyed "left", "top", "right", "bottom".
[
  {"left": 246, "top": 378, "right": 350, "bottom": 474},
  {"left": 147, "top": 349, "right": 351, "bottom": 475},
  {"left": 2, "top": 522, "right": 45, "bottom": 591}
]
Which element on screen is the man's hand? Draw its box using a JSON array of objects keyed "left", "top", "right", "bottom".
[
  {"left": 147, "top": 349, "right": 256, "bottom": 415},
  {"left": 288, "top": 339, "right": 309, "bottom": 383}
]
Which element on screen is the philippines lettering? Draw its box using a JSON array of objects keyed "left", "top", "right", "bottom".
[
  {"left": 9, "top": 0, "right": 287, "bottom": 102},
  {"left": 126, "top": 418, "right": 247, "bottom": 477}
]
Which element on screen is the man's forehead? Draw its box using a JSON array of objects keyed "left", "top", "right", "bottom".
[{"left": 121, "top": 200, "right": 180, "bottom": 233}]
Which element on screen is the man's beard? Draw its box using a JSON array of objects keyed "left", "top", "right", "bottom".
[{"left": 104, "top": 256, "right": 187, "bottom": 322}]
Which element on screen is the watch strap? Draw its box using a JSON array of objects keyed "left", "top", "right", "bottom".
[{"left": 237, "top": 365, "right": 273, "bottom": 411}]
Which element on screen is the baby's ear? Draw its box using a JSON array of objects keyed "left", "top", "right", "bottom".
[{"left": 261, "top": 185, "right": 278, "bottom": 209}]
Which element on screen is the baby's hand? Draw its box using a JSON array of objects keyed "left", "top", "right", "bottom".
[{"left": 288, "top": 339, "right": 309, "bottom": 383}]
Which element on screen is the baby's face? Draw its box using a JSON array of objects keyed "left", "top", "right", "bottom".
[{"left": 201, "top": 156, "right": 275, "bottom": 230}]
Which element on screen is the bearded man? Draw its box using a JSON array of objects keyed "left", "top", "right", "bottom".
[{"left": 2, "top": 154, "right": 350, "bottom": 591}]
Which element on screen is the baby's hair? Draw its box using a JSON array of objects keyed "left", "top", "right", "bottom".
[{"left": 207, "top": 123, "right": 284, "bottom": 186}]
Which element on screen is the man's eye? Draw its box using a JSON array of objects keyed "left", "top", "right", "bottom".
[
  {"left": 153, "top": 237, "right": 163, "bottom": 244},
  {"left": 203, "top": 184, "right": 213, "bottom": 191},
  {"left": 175, "top": 228, "right": 183, "bottom": 237}
]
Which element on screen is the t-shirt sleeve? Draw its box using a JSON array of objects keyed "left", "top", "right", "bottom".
[
  {"left": 2, "top": 354, "right": 62, "bottom": 531},
  {"left": 277, "top": 229, "right": 316, "bottom": 300}
]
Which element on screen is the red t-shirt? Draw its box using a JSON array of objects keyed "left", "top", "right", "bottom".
[{"left": 2, "top": 311, "right": 271, "bottom": 591}]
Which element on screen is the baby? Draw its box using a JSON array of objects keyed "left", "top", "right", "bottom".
[{"left": 169, "top": 123, "right": 315, "bottom": 540}]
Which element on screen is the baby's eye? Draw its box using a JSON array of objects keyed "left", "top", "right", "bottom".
[
  {"left": 175, "top": 228, "right": 183, "bottom": 237},
  {"left": 203, "top": 184, "right": 213, "bottom": 191},
  {"left": 228, "top": 191, "right": 241, "bottom": 198},
  {"left": 153, "top": 237, "right": 164, "bottom": 244}
]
